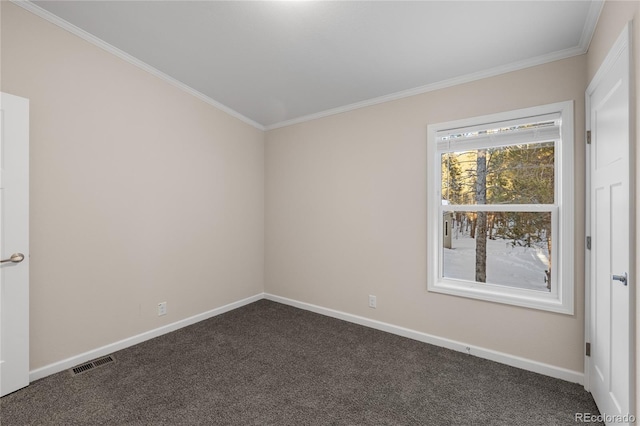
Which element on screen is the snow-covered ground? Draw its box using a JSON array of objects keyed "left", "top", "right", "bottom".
[{"left": 443, "top": 235, "right": 550, "bottom": 292}]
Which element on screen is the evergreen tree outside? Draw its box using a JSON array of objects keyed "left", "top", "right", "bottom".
[
  {"left": 475, "top": 149, "right": 487, "bottom": 283},
  {"left": 441, "top": 141, "right": 555, "bottom": 290}
]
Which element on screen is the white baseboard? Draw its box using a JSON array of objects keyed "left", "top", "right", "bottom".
[
  {"left": 29, "top": 293, "right": 264, "bottom": 382},
  {"left": 30, "top": 292, "right": 584, "bottom": 386},
  {"left": 264, "top": 293, "right": 585, "bottom": 385}
]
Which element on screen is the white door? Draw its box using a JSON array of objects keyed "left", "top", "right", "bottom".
[
  {"left": 587, "top": 24, "right": 633, "bottom": 422},
  {"left": 0, "top": 92, "right": 30, "bottom": 397}
]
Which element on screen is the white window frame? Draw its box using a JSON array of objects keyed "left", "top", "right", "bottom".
[{"left": 427, "top": 101, "right": 574, "bottom": 314}]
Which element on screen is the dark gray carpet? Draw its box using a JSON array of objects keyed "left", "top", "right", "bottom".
[{"left": 1, "top": 300, "right": 601, "bottom": 425}]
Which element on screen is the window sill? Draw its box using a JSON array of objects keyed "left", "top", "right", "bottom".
[{"left": 428, "top": 278, "right": 574, "bottom": 315}]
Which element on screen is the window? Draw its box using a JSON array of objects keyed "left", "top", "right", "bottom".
[{"left": 427, "top": 102, "right": 574, "bottom": 314}]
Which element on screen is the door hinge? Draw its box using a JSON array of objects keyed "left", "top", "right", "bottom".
[
  {"left": 586, "top": 130, "right": 591, "bottom": 145},
  {"left": 586, "top": 236, "right": 591, "bottom": 250},
  {"left": 586, "top": 342, "right": 591, "bottom": 357}
]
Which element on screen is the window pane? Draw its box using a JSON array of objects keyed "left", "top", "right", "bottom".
[
  {"left": 442, "top": 211, "right": 552, "bottom": 292},
  {"left": 441, "top": 142, "right": 554, "bottom": 205}
]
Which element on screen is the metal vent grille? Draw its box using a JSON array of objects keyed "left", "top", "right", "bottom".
[
  {"left": 93, "top": 356, "right": 115, "bottom": 367},
  {"left": 70, "top": 355, "right": 116, "bottom": 376},
  {"left": 71, "top": 363, "right": 94, "bottom": 375}
]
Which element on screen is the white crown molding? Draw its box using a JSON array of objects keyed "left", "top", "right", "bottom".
[
  {"left": 267, "top": 0, "right": 605, "bottom": 131},
  {"left": 267, "top": 0, "right": 604, "bottom": 131},
  {"left": 266, "top": 45, "right": 588, "bottom": 131},
  {"left": 579, "top": 0, "right": 605, "bottom": 52},
  {"left": 11, "top": 0, "right": 265, "bottom": 131},
  {"left": 11, "top": 0, "right": 604, "bottom": 134}
]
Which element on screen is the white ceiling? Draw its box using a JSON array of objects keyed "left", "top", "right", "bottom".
[{"left": 25, "top": 1, "right": 602, "bottom": 130}]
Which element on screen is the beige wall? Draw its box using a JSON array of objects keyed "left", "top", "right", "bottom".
[
  {"left": 265, "top": 56, "right": 588, "bottom": 373},
  {"left": 1, "top": 3, "right": 264, "bottom": 370},
  {"left": 2, "top": 0, "right": 635, "bottom": 386},
  {"left": 586, "top": 0, "right": 640, "bottom": 415}
]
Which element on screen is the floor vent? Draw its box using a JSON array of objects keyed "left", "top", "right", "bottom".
[{"left": 70, "top": 355, "right": 116, "bottom": 376}]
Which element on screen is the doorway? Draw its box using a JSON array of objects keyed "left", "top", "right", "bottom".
[
  {"left": 0, "top": 92, "right": 30, "bottom": 397},
  {"left": 585, "top": 22, "right": 635, "bottom": 422}
]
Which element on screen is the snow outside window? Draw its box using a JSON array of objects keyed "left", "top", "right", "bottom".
[{"left": 427, "top": 102, "right": 574, "bottom": 314}]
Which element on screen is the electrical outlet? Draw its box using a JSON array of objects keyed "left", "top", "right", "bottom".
[
  {"left": 368, "top": 295, "right": 377, "bottom": 309},
  {"left": 157, "top": 302, "right": 167, "bottom": 316}
]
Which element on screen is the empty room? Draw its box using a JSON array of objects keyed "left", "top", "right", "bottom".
[{"left": 0, "top": 0, "right": 638, "bottom": 424}]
